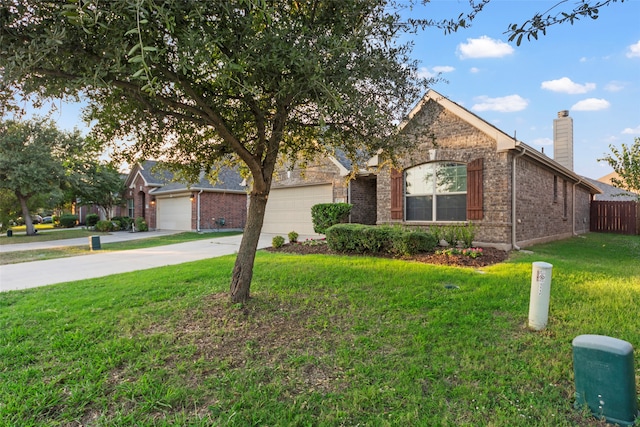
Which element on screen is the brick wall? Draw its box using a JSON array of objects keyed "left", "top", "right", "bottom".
[
  {"left": 196, "top": 192, "right": 247, "bottom": 230},
  {"left": 126, "top": 174, "right": 157, "bottom": 229},
  {"left": 377, "top": 103, "right": 513, "bottom": 246},
  {"left": 272, "top": 158, "right": 346, "bottom": 200},
  {"left": 350, "top": 176, "right": 377, "bottom": 225}
]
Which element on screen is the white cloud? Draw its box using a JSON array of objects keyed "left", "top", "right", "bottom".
[
  {"left": 626, "top": 40, "right": 640, "bottom": 58},
  {"left": 457, "top": 36, "right": 514, "bottom": 59},
  {"left": 471, "top": 95, "right": 528, "bottom": 113},
  {"left": 541, "top": 77, "right": 596, "bottom": 94},
  {"left": 470, "top": 67, "right": 480, "bottom": 73},
  {"left": 605, "top": 81, "right": 625, "bottom": 92},
  {"left": 416, "top": 66, "right": 454, "bottom": 79},
  {"left": 622, "top": 125, "right": 640, "bottom": 134},
  {"left": 571, "top": 98, "right": 611, "bottom": 111}
]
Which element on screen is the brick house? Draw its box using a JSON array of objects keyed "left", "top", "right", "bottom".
[
  {"left": 263, "top": 89, "right": 601, "bottom": 249},
  {"left": 378, "top": 90, "right": 600, "bottom": 249},
  {"left": 124, "top": 160, "right": 247, "bottom": 231}
]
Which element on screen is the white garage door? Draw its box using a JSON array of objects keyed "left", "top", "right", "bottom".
[
  {"left": 157, "top": 196, "right": 192, "bottom": 231},
  {"left": 262, "top": 184, "right": 333, "bottom": 235}
]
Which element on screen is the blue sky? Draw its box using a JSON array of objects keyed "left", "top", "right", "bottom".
[
  {"left": 16, "top": 1, "right": 640, "bottom": 179},
  {"left": 404, "top": 0, "right": 640, "bottom": 179}
]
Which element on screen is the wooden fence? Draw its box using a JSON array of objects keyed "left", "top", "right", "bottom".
[{"left": 590, "top": 201, "right": 639, "bottom": 235}]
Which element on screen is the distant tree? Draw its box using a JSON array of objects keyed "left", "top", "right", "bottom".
[
  {"left": 74, "top": 163, "right": 126, "bottom": 220},
  {"left": 599, "top": 138, "right": 640, "bottom": 199},
  {"left": 0, "top": 189, "right": 19, "bottom": 231},
  {"left": 0, "top": 119, "right": 71, "bottom": 235}
]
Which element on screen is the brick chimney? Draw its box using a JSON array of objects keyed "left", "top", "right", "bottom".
[{"left": 553, "top": 110, "right": 573, "bottom": 170}]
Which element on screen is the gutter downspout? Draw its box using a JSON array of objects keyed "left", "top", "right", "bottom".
[
  {"left": 196, "top": 189, "right": 203, "bottom": 232},
  {"left": 512, "top": 146, "right": 527, "bottom": 250},
  {"left": 572, "top": 178, "right": 583, "bottom": 236}
]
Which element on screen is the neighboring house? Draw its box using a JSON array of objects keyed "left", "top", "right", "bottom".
[
  {"left": 585, "top": 177, "right": 638, "bottom": 201},
  {"left": 124, "top": 160, "right": 247, "bottom": 231},
  {"left": 263, "top": 89, "right": 602, "bottom": 249}
]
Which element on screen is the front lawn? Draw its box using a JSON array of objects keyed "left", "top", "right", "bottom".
[{"left": 0, "top": 233, "right": 638, "bottom": 426}]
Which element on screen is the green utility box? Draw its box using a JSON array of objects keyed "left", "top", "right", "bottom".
[
  {"left": 572, "top": 334, "right": 638, "bottom": 426},
  {"left": 89, "top": 235, "right": 101, "bottom": 251}
]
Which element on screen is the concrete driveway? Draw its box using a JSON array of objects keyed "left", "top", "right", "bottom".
[{"left": 0, "top": 232, "right": 283, "bottom": 292}]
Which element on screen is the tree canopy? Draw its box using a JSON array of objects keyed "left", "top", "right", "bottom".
[
  {"left": 0, "top": 119, "right": 72, "bottom": 235},
  {"left": 599, "top": 138, "right": 640, "bottom": 199}
]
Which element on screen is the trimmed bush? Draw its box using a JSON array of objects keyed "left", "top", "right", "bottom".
[
  {"left": 391, "top": 231, "right": 438, "bottom": 256},
  {"left": 272, "top": 235, "right": 285, "bottom": 248},
  {"left": 86, "top": 213, "right": 100, "bottom": 227},
  {"left": 327, "top": 224, "right": 438, "bottom": 256},
  {"left": 95, "top": 220, "right": 114, "bottom": 232},
  {"left": 59, "top": 214, "right": 78, "bottom": 228},
  {"left": 311, "top": 203, "right": 352, "bottom": 234},
  {"left": 288, "top": 231, "right": 299, "bottom": 243},
  {"left": 112, "top": 216, "right": 132, "bottom": 230},
  {"left": 135, "top": 217, "right": 148, "bottom": 232}
]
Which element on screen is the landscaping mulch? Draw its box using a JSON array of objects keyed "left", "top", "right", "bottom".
[{"left": 265, "top": 241, "right": 510, "bottom": 267}]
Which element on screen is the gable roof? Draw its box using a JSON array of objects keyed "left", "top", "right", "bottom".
[
  {"left": 125, "top": 160, "right": 246, "bottom": 195},
  {"left": 403, "top": 89, "right": 601, "bottom": 195}
]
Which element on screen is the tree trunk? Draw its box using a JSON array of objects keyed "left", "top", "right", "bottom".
[
  {"left": 17, "top": 194, "right": 35, "bottom": 236},
  {"left": 230, "top": 192, "right": 269, "bottom": 303}
]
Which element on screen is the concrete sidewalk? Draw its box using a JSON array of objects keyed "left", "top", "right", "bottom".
[
  {"left": 0, "top": 233, "right": 281, "bottom": 292},
  {"left": 0, "top": 229, "right": 183, "bottom": 253}
]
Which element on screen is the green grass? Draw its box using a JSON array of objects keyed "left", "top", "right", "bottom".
[
  {"left": 0, "top": 228, "right": 103, "bottom": 244},
  {"left": 1, "top": 233, "right": 638, "bottom": 426},
  {"left": 0, "top": 231, "right": 242, "bottom": 265}
]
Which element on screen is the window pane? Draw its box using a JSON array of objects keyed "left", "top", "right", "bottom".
[
  {"left": 436, "top": 194, "right": 466, "bottom": 221},
  {"left": 406, "top": 195, "right": 433, "bottom": 221},
  {"left": 436, "top": 163, "right": 467, "bottom": 193},
  {"left": 405, "top": 164, "right": 433, "bottom": 195}
]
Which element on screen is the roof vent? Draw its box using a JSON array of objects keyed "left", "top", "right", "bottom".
[{"left": 558, "top": 110, "right": 569, "bottom": 118}]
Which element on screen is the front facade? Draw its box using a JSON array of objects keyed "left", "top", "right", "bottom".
[
  {"left": 125, "top": 161, "right": 247, "bottom": 232},
  {"left": 265, "top": 90, "right": 600, "bottom": 248},
  {"left": 376, "top": 90, "right": 600, "bottom": 249},
  {"left": 262, "top": 155, "right": 377, "bottom": 235}
]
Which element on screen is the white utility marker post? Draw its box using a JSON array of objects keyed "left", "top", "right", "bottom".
[{"left": 528, "top": 261, "right": 553, "bottom": 331}]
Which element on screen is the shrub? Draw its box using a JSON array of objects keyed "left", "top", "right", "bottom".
[
  {"left": 325, "top": 223, "right": 368, "bottom": 253},
  {"left": 135, "top": 217, "right": 148, "bottom": 232},
  {"left": 95, "top": 220, "right": 114, "bottom": 232},
  {"left": 288, "top": 231, "right": 299, "bottom": 243},
  {"left": 311, "top": 203, "right": 352, "bottom": 234},
  {"left": 272, "top": 235, "right": 285, "bottom": 248},
  {"left": 458, "top": 223, "right": 478, "bottom": 248},
  {"left": 112, "top": 216, "right": 132, "bottom": 230},
  {"left": 85, "top": 213, "right": 100, "bottom": 227},
  {"left": 391, "top": 231, "right": 438, "bottom": 256},
  {"left": 59, "top": 214, "right": 78, "bottom": 228},
  {"left": 441, "top": 225, "right": 460, "bottom": 247}
]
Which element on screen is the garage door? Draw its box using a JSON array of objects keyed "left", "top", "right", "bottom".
[
  {"left": 157, "top": 196, "right": 192, "bottom": 230},
  {"left": 262, "top": 184, "right": 333, "bottom": 235}
]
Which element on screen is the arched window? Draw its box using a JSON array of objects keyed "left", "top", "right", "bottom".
[{"left": 405, "top": 162, "right": 467, "bottom": 221}]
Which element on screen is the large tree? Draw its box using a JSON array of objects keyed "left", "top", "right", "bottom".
[
  {"left": 0, "top": 119, "right": 72, "bottom": 235},
  {"left": 0, "top": 0, "right": 624, "bottom": 301},
  {"left": 599, "top": 138, "right": 640, "bottom": 199},
  {"left": 0, "top": 0, "right": 431, "bottom": 302}
]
